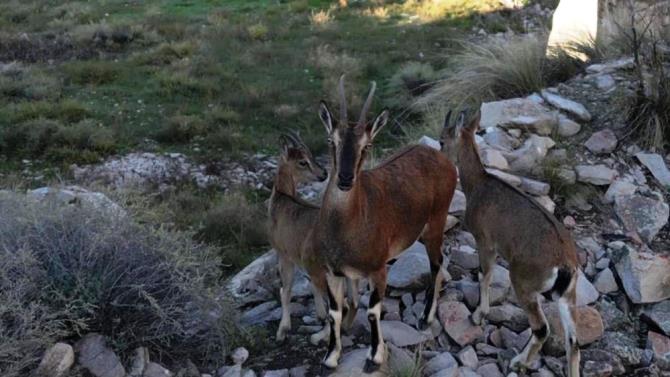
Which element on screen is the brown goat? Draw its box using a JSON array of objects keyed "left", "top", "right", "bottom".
[
  {"left": 269, "top": 132, "right": 359, "bottom": 345},
  {"left": 440, "top": 111, "right": 580, "bottom": 377},
  {"left": 314, "top": 76, "right": 458, "bottom": 371}
]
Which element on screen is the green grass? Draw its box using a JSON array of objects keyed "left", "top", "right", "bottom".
[{"left": 0, "top": 0, "right": 535, "bottom": 167}]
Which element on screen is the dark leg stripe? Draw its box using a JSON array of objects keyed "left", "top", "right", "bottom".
[
  {"left": 327, "top": 315, "right": 337, "bottom": 354},
  {"left": 533, "top": 324, "right": 548, "bottom": 341},
  {"left": 369, "top": 287, "right": 381, "bottom": 309},
  {"left": 368, "top": 312, "right": 379, "bottom": 359}
]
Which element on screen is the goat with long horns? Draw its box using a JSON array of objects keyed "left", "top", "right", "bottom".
[{"left": 313, "top": 75, "right": 458, "bottom": 371}]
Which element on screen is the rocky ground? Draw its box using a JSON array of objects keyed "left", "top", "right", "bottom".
[
  {"left": 223, "top": 57, "right": 670, "bottom": 377},
  {"left": 27, "top": 57, "right": 670, "bottom": 377}
]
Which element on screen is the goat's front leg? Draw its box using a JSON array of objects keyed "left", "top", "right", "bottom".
[
  {"left": 322, "top": 274, "right": 346, "bottom": 369},
  {"left": 364, "top": 270, "right": 387, "bottom": 373},
  {"left": 276, "top": 257, "right": 295, "bottom": 342},
  {"left": 343, "top": 277, "right": 359, "bottom": 330}
]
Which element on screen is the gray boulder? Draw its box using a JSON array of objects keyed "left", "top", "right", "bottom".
[
  {"left": 423, "top": 352, "right": 459, "bottom": 377},
  {"left": 438, "top": 301, "right": 484, "bottom": 346},
  {"left": 584, "top": 129, "right": 618, "bottom": 154},
  {"left": 35, "top": 343, "right": 75, "bottom": 377},
  {"left": 615, "top": 247, "right": 670, "bottom": 304},
  {"left": 557, "top": 116, "right": 581, "bottom": 137},
  {"left": 74, "top": 334, "right": 126, "bottom": 377},
  {"left": 636, "top": 152, "right": 670, "bottom": 188},
  {"left": 388, "top": 242, "right": 431, "bottom": 289},
  {"left": 380, "top": 320, "right": 430, "bottom": 347},
  {"left": 575, "top": 165, "right": 617, "bottom": 185},
  {"left": 614, "top": 193, "right": 669, "bottom": 243},
  {"left": 644, "top": 300, "right": 670, "bottom": 336},
  {"left": 541, "top": 90, "right": 592, "bottom": 121}
]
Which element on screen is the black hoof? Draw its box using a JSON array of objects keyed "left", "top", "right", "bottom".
[
  {"left": 319, "top": 363, "right": 335, "bottom": 376},
  {"left": 417, "top": 318, "right": 429, "bottom": 331},
  {"left": 363, "top": 359, "right": 381, "bottom": 374}
]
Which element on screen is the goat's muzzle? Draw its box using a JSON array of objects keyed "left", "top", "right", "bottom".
[{"left": 337, "top": 172, "right": 354, "bottom": 191}]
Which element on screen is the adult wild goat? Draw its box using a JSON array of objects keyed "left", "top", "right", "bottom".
[
  {"left": 269, "top": 131, "right": 359, "bottom": 345},
  {"left": 440, "top": 111, "right": 580, "bottom": 377},
  {"left": 315, "top": 76, "right": 458, "bottom": 371}
]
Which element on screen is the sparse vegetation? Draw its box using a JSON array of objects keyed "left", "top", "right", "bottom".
[{"left": 0, "top": 191, "right": 237, "bottom": 376}]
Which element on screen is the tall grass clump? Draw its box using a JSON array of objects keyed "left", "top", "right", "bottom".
[
  {"left": 0, "top": 192, "right": 236, "bottom": 376},
  {"left": 418, "top": 35, "right": 581, "bottom": 112}
]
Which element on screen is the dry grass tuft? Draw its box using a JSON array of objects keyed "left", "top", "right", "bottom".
[{"left": 0, "top": 192, "right": 236, "bottom": 376}]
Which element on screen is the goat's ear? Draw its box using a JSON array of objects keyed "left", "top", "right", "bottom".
[
  {"left": 319, "top": 101, "right": 334, "bottom": 134},
  {"left": 454, "top": 111, "right": 467, "bottom": 136},
  {"left": 367, "top": 109, "right": 389, "bottom": 141},
  {"left": 279, "top": 135, "right": 291, "bottom": 156},
  {"left": 440, "top": 110, "right": 454, "bottom": 139},
  {"left": 465, "top": 111, "right": 481, "bottom": 133}
]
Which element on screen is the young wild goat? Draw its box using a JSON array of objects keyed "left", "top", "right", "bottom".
[
  {"left": 315, "top": 76, "right": 458, "bottom": 371},
  {"left": 269, "top": 131, "right": 359, "bottom": 345},
  {"left": 440, "top": 111, "right": 581, "bottom": 377}
]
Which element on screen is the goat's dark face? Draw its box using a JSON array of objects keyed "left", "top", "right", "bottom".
[{"left": 318, "top": 102, "right": 388, "bottom": 192}]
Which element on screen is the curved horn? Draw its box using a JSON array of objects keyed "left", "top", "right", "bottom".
[
  {"left": 443, "top": 110, "right": 453, "bottom": 129},
  {"left": 357, "top": 81, "right": 376, "bottom": 126},
  {"left": 286, "top": 129, "right": 306, "bottom": 149},
  {"left": 338, "top": 74, "right": 347, "bottom": 125}
]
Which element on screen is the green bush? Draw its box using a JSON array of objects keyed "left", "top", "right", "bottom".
[
  {"left": 155, "top": 114, "right": 207, "bottom": 143},
  {"left": 386, "top": 61, "right": 438, "bottom": 110},
  {"left": 197, "top": 191, "right": 268, "bottom": 271},
  {"left": 0, "top": 118, "right": 116, "bottom": 162},
  {"left": 63, "top": 60, "right": 121, "bottom": 85},
  {"left": 0, "top": 192, "right": 236, "bottom": 376}
]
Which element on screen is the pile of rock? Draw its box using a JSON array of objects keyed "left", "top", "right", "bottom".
[
  {"left": 229, "top": 56, "right": 670, "bottom": 376},
  {"left": 36, "top": 334, "right": 255, "bottom": 377}
]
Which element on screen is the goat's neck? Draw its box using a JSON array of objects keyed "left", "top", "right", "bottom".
[
  {"left": 458, "top": 137, "right": 487, "bottom": 196},
  {"left": 273, "top": 164, "right": 297, "bottom": 197},
  {"left": 323, "top": 173, "right": 364, "bottom": 218}
]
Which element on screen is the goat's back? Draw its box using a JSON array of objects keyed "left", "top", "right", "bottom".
[
  {"left": 464, "top": 175, "right": 578, "bottom": 272},
  {"left": 269, "top": 193, "right": 321, "bottom": 268}
]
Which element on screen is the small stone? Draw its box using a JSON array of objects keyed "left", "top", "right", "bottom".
[
  {"left": 596, "top": 74, "right": 616, "bottom": 90},
  {"left": 419, "top": 135, "right": 440, "bottom": 150},
  {"left": 261, "top": 369, "right": 288, "bottom": 377},
  {"left": 541, "top": 90, "right": 592, "bottom": 121},
  {"left": 232, "top": 347, "right": 249, "bottom": 365},
  {"left": 477, "top": 363, "right": 504, "bottom": 377},
  {"left": 128, "top": 347, "right": 149, "bottom": 377},
  {"left": 380, "top": 320, "right": 430, "bottom": 347},
  {"left": 504, "top": 135, "right": 555, "bottom": 174},
  {"left": 594, "top": 268, "right": 618, "bottom": 294},
  {"left": 449, "top": 190, "right": 467, "bottom": 214},
  {"left": 75, "top": 333, "right": 126, "bottom": 377},
  {"left": 576, "top": 270, "right": 599, "bottom": 306},
  {"left": 423, "top": 352, "right": 459, "bottom": 377},
  {"left": 648, "top": 331, "right": 670, "bottom": 360},
  {"left": 487, "top": 303, "right": 529, "bottom": 332},
  {"left": 563, "top": 215, "right": 577, "bottom": 229},
  {"left": 501, "top": 114, "right": 557, "bottom": 136},
  {"left": 438, "top": 301, "right": 484, "bottom": 346},
  {"left": 636, "top": 152, "right": 670, "bottom": 188},
  {"left": 452, "top": 245, "right": 480, "bottom": 270},
  {"left": 288, "top": 365, "right": 308, "bottom": 377},
  {"left": 604, "top": 179, "right": 637, "bottom": 204},
  {"left": 557, "top": 116, "right": 581, "bottom": 137},
  {"left": 644, "top": 301, "right": 670, "bottom": 336},
  {"left": 483, "top": 127, "right": 520, "bottom": 152},
  {"left": 457, "top": 346, "right": 479, "bottom": 369},
  {"left": 575, "top": 164, "right": 617, "bottom": 185},
  {"left": 556, "top": 168, "right": 577, "bottom": 185},
  {"left": 584, "top": 129, "right": 618, "bottom": 154},
  {"left": 143, "top": 362, "right": 173, "bottom": 377},
  {"left": 596, "top": 258, "right": 610, "bottom": 270},
  {"left": 580, "top": 349, "right": 625, "bottom": 376},
  {"left": 481, "top": 148, "right": 510, "bottom": 170},
  {"left": 36, "top": 343, "right": 75, "bottom": 377},
  {"left": 520, "top": 177, "right": 550, "bottom": 196}
]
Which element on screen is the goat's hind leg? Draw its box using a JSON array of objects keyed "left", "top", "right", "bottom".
[
  {"left": 343, "top": 278, "right": 359, "bottom": 330},
  {"left": 560, "top": 283, "right": 580, "bottom": 377},
  {"left": 510, "top": 294, "right": 549, "bottom": 372},
  {"left": 309, "top": 268, "right": 330, "bottom": 345},
  {"left": 276, "top": 256, "right": 295, "bottom": 342},
  {"left": 472, "top": 246, "right": 495, "bottom": 325},
  {"left": 419, "top": 216, "right": 447, "bottom": 329}
]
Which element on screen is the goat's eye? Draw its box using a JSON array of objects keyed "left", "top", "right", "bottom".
[
  {"left": 364, "top": 144, "right": 372, "bottom": 150},
  {"left": 298, "top": 160, "right": 308, "bottom": 167},
  {"left": 328, "top": 137, "right": 334, "bottom": 145}
]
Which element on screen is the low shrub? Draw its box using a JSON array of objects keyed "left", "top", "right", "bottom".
[
  {"left": 63, "top": 60, "right": 121, "bottom": 85},
  {"left": 0, "top": 191, "right": 235, "bottom": 376}
]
